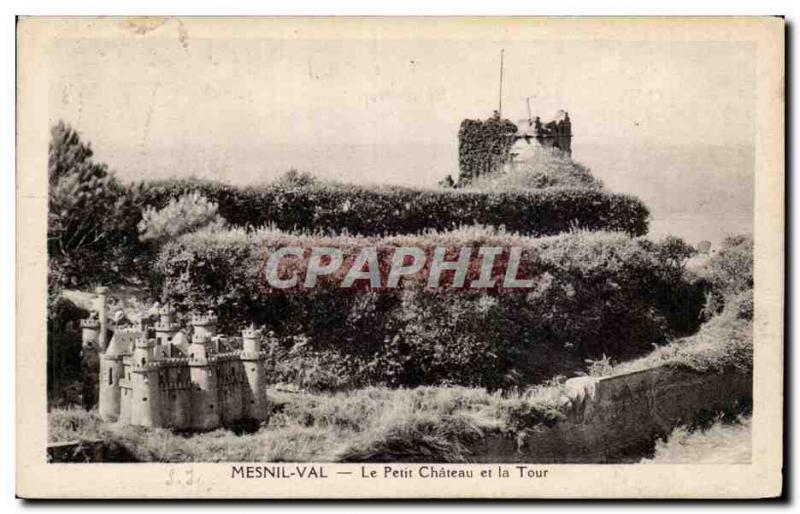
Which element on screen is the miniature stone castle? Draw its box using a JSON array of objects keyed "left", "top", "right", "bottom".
[{"left": 80, "top": 287, "right": 268, "bottom": 430}]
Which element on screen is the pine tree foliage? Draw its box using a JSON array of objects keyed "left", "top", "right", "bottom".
[{"left": 48, "top": 121, "right": 145, "bottom": 287}]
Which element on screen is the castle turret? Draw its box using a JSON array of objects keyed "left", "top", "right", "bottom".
[
  {"left": 98, "top": 327, "right": 128, "bottom": 421},
  {"left": 241, "top": 325, "right": 268, "bottom": 420},
  {"left": 191, "top": 311, "right": 218, "bottom": 339},
  {"left": 154, "top": 305, "right": 180, "bottom": 346},
  {"left": 188, "top": 329, "right": 220, "bottom": 429},
  {"left": 129, "top": 336, "right": 162, "bottom": 427},
  {"left": 80, "top": 313, "right": 101, "bottom": 349}
]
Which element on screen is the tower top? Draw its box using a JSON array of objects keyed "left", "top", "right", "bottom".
[
  {"left": 242, "top": 325, "right": 263, "bottom": 339},
  {"left": 157, "top": 304, "right": 176, "bottom": 316},
  {"left": 134, "top": 335, "right": 154, "bottom": 349},
  {"left": 191, "top": 311, "right": 218, "bottom": 327},
  {"left": 80, "top": 317, "right": 101, "bottom": 329}
]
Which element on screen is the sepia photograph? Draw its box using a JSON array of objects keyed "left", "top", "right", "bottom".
[{"left": 16, "top": 16, "right": 784, "bottom": 498}]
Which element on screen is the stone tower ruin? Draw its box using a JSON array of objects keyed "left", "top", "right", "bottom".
[{"left": 456, "top": 110, "right": 573, "bottom": 187}]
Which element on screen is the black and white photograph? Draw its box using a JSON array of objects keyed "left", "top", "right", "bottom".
[{"left": 15, "top": 16, "right": 784, "bottom": 499}]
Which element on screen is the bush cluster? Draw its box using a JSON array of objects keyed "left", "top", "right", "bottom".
[
  {"left": 700, "top": 235, "right": 754, "bottom": 318},
  {"left": 47, "top": 293, "right": 91, "bottom": 408},
  {"left": 138, "top": 192, "right": 227, "bottom": 244},
  {"left": 155, "top": 227, "right": 703, "bottom": 389},
  {"left": 140, "top": 176, "right": 649, "bottom": 238},
  {"left": 466, "top": 146, "right": 603, "bottom": 191}
]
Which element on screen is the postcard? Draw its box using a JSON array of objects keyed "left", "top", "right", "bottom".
[{"left": 16, "top": 16, "right": 784, "bottom": 498}]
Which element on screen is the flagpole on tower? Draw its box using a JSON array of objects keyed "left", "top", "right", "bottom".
[{"left": 498, "top": 49, "right": 504, "bottom": 117}]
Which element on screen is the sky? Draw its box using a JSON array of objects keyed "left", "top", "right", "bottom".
[{"left": 47, "top": 31, "right": 755, "bottom": 243}]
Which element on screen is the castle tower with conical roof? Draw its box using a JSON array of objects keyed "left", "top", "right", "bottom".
[{"left": 97, "top": 326, "right": 132, "bottom": 421}]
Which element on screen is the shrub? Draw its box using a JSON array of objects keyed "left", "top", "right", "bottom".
[
  {"left": 603, "top": 233, "right": 754, "bottom": 379},
  {"left": 467, "top": 146, "right": 603, "bottom": 191},
  {"left": 47, "top": 294, "right": 89, "bottom": 408},
  {"left": 269, "top": 344, "right": 360, "bottom": 392},
  {"left": 707, "top": 235, "right": 753, "bottom": 295},
  {"left": 138, "top": 192, "right": 226, "bottom": 244},
  {"left": 654, "top": 235, "right": 698, "bottom": 276},
  {"left": 140, "top": 177, "right": 649, "bottom": 238},
  {"left": 700, "top": 235, "right": 753, "bottom": 316},
  {"left": 155, "top": 227, "right": 702, "bottom": 388},
  {"left": 640, "top": 235, "right": 708, "bottom": 337}
]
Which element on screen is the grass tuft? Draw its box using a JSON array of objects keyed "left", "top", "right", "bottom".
[
  {"left": 49, "top": 386, "right": 566, "bottom": 462},
  {"left": 641, "top": 415, "right": 751, "bottom": 464}
]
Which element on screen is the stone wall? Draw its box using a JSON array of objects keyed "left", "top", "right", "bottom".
[
  {"left": 469, "top": 366, "right": 752, "bottom": 463},
  {"left": 115, "top": 357, "right": 262, "bottom": 430}
]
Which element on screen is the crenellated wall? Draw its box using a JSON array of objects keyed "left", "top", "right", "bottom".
[{"left": 112, "top": 350, "right": 269, "bottom": 430}]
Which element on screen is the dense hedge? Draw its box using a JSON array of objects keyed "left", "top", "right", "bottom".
[
  {"left": 154, "top": 228, "right": 702, "bottom": 389},
  {"left": 140, "top": 177, "right": 649, "bottom": 237}
]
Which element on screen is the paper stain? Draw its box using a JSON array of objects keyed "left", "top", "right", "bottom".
[
  {"left": 118, "top": 17, "right": 189, "bottom": 52},
  {"left": 119, "top": 17, "right": 168, "bottom": 36},
  {"left": 177, "top": 20, "right": 190, "bottom": 52}
]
